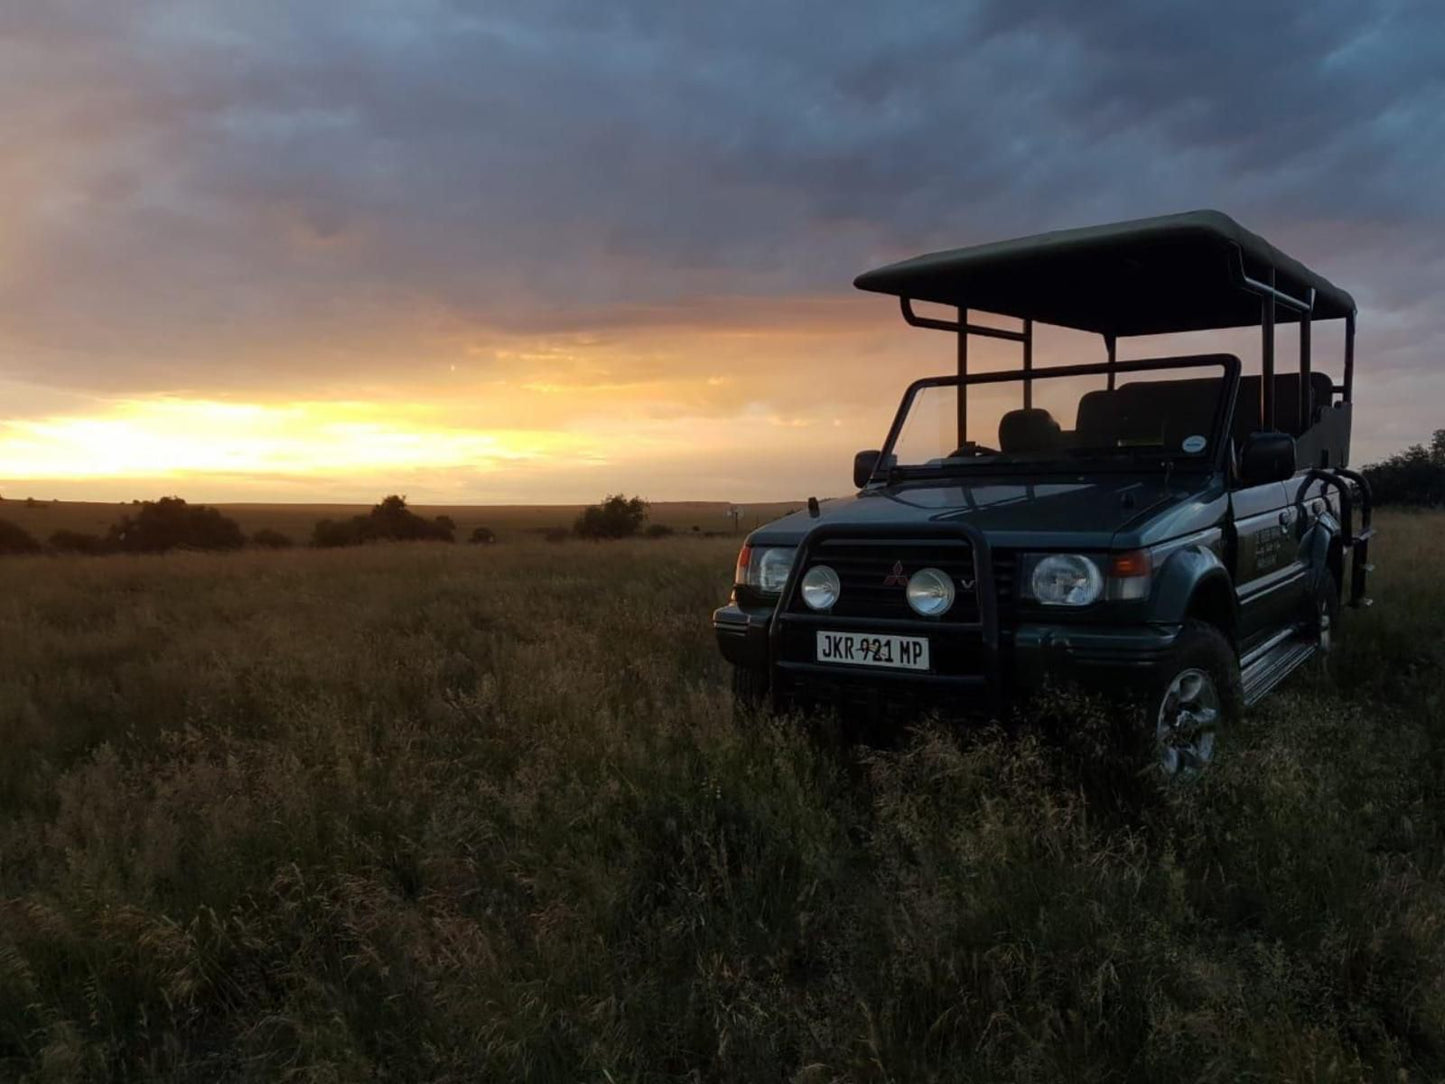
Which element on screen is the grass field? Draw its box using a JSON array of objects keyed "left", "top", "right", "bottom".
[
  {"left": 0, "top": 498, "right": 803, "bottom": 544},
  {"left": 1, "top": 512, "right": 1443, "bottom": 1081}
]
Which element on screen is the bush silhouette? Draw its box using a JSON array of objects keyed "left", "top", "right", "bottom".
[
  {"left": 469, "top": 526, "right": 497, "bottom": 544},
  {"left": 311, "top": 518, "right": 359, "bottom": 548},
  {"left": 251, "top": 528, "right": 294, "bottom": 549},
  {"left": 644, "top": 523, "right": 674, "bottom": 538},
  {"left": 1363, "top": 429, "right": 1445, "bottom": 507},
  {"left": 0, "top": 519, "right": 41, "bottom": 555},
  {"left": 49, "top": 529, "right": 104, "bottom": 555},
  {"left": 574, "top": 494, "right": 648, "bottom": 539},
  {"left": 104, "top": 497, "right": 244, "bottom": 554},
  {"left": 312, "top": 495, "right": 456, "bottom": 548}
]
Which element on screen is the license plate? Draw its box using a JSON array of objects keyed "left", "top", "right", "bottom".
[{"left": 816, "top": 630, "right": 930, "bottom": 671}]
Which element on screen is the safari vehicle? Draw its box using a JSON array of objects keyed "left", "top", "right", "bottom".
[{"left": 713, "top": 210, "right": 1376, "bottom": 777}]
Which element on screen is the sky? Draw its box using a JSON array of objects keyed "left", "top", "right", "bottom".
[{"left": 1, "top": 0, "right": 1442, "bottom": 504}]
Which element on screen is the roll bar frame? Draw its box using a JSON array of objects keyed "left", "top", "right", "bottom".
[{"left": 896, "top": 242, "right": 1357, "bottom": 450}]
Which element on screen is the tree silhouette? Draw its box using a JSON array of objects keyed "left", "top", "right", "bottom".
[
  {"left": 574, "top": 494, "right": 648, "bottom": 539},
  {"left": 312, "top": 495, "right": 456, "bottom": 547},
  {"left": 104, "top": 497, "right": 244, "bottom": 553},
  {"left": 0, "top": 519, "right": 41, "bottom": 556},
  {"left": 1362, "top": 429, "right": 1445, "bottom": 507}
]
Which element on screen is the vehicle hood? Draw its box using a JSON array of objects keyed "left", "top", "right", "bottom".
[{"left": 750, "top": 474, "right": 1223, "bottom": 551}]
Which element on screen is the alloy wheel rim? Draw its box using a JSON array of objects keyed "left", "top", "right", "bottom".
[{"left": 1156, "top": 667, "right": 1219, "bottom": 778}]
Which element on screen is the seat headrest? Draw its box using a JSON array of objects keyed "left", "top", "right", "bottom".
[{"left": 998, "top": 408, "right": 1062, "bottom": 454}]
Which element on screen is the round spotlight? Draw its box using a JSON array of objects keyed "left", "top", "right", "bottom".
[
  {"left": 800, "top": 564, "right": 841, "bottom": 610},
  {"left": 906, "top": 567, "right": 956, "bottom": 617}
]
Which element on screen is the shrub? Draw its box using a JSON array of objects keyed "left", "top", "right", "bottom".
[
  {"left": 312, "top": 495, "right": 455, "bottom": 548},
  {"left": 469, "top": 526, "right": 497, "bottom": 544},
  {"left": 574, "top": 494, "right": 648, "bottom": 539},
  {"left": 644, "top": 523, "right": 674, "bottom": 538},
  {"left": 105, "top": 497, "right": 245, "bottom": 554},
  {"left": 311, "top": 518, "right": 358, "bottom": 548},
  {"left": 0, "top": 518, "right": 41, "bottom": 555},
  {"left": 251, "top": 528, "right": 294, "bottom": 549},
  {"left": 48, "top": 529, "right": 104, "bottom": 555},
  {"left": 1362, "top": 429, "right": 1445, "bottom": 507}
]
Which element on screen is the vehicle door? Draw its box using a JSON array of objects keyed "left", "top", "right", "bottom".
[{"left": 1230, "top": 477, "right": 1305, "bottom": 648}]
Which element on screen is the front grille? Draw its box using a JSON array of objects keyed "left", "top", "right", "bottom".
[
  {"left": 794, "top": 538, "right": 982, "bottom": 623},
  {"left": 992, "top": 550, "right": 1018, "bottom": 626}
]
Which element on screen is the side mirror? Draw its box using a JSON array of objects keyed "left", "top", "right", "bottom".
[
  {"left": 1239, "top": 431, "right": 1296, "bottom": 486},
  {"left": 854, "top": 449, "right": 881, "bottom": 489}
]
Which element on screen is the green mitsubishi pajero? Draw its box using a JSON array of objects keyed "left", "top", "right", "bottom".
[{"left": 713, "top": 210, "right": 1376, "bottom": 778}]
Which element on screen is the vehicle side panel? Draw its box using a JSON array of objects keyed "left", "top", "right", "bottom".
[{"left": 1230, "top": 480, "right": 1305, "bottom": 648}]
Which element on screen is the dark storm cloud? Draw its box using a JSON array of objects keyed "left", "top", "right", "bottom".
[{"left": 0, "top": 0, "right": 1441, "bottom": 394}]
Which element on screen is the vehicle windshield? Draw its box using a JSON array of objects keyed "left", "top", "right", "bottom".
[{"left": 884, "top": 362, "right": 1231, "bottom": 475}]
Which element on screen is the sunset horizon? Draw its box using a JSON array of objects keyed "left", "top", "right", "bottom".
[{"left": 3, "top": 5, "right": 1441, "bottom": 503}]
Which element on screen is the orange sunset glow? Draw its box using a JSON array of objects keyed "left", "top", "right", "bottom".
[{"left": 0, "top": 3, "right": 1439, "bottom": 504}]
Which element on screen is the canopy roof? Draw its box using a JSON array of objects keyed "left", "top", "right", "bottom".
[{"left": 853, "top": 209, "right": 1355, "bottom": 337}]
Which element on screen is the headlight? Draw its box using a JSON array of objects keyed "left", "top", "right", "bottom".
[
  {"left": 1027, "top": 554, "right": 1104, "bottom": 607},
  {"left": 734, "top": 545, "right": 796, "bottom": 594},
  {"left": 800, "top": 564, "right": 841, "bottom": 610},
  {"left": 906, "top": 567, "right": 955, "bottom": 616}
]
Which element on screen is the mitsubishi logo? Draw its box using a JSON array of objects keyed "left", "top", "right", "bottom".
[{"left": 881, "top": 561, "right": 908, "bottom": 587}]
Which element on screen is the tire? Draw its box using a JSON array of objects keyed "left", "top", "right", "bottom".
[
  {"left": 731, "top": 665, "right": 770, "bottom": 719},
  {"left": 1145, "top": 620, "right": 1243, "bottom": 781}
]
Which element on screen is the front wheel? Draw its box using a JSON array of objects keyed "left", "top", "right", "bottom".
[{"left": 1146, "top": 620, "right": 1243, "bottom": 781}]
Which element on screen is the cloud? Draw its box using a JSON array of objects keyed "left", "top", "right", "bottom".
[{"left": 0, "top": 0, "right": 1441, "bottom": 492}]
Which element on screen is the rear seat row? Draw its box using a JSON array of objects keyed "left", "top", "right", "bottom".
[{"left": 993, "top": 371, "right": 1336, "bottom": 455}]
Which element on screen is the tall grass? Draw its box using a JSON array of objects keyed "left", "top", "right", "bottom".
[{"left": 1, "top": 515, "right": 1442, "bottom": 1081}]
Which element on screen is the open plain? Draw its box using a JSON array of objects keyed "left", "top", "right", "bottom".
[{"left": 1, "top": 511, "right": 1443, "bottom": 1081}]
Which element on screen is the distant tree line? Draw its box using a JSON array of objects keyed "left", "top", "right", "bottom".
[
  {"left": 1, "top": 497, "right": 250, "bottom": 557},
  {"left": 0, "top": 489, "right": 694, "bottom": 558},
  {"left": 1361, "top": 429, "right": 1445, "bottom": 507},
  {"left": 0, "top": 494, "right": 471, "bottom": 557}
]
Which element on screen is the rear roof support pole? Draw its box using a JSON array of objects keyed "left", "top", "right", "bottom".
[
  {"left": 1299, "top": 287, "right": 1316, "bottom": 433},
  {"left": 1344, "top": 311, "right": 1356, "bottom": 403},
  {"left": 1262, "top": 268, "right": 1276, "bottom": 431},
  {"left": 1022, "top": 318, "right": 1033, "bottom": 409},
  {"left": 957, "top": 307, "right": 968, "bottom": 446},
  {"left": 1105, "top": 334, "right": 1117, "bottom": 389}
]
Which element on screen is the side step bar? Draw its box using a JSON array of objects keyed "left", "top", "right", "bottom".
[{"left": 1241, "top": 632, "right": 1317, "bottom": 708}]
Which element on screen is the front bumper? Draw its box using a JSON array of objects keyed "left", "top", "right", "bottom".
[
  {"left": 713, "top": 601, "right": 1182, "bottom": 704},
  {"left": 713, "top": 600, "right": 771, "bottom": 669}
]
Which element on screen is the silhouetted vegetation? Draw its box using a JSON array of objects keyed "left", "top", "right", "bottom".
[
  {"left": 251, "top": 528, "right": 294, "bottom": 549},
  {"left": 312, "top": 495, "right": 456, "bottom": 547},
  {"left": 0, "top": 519, "right": 41, "bottom": 555},
  {"left": 1362, "top": 428, "right": 1445, "bottom": 506},
  {"left": 310, "top": 517, "right": 357, "bottom": 548},
  {"left": 469, "top": 526, "right": 497, "bottom": 544},
  {"left": 104, "top": 497, "right": 245, "bottom": 554},
  {"left": 574, "top": 493, "right": 649, "bottom": 539},
  {"left": 48, "top": 529, "right": 104, "bottom": 555},
  {"left": 644, "top": 523, "right": 674, "bottom": 538},
  {"left": 543, "top": 526, "right": 569, "bottom": 543}
]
